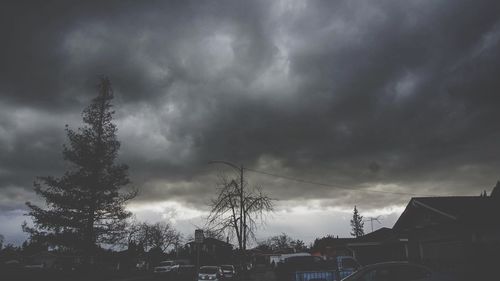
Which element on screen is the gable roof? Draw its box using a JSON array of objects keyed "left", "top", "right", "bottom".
[
  {"left": 356, "top": 227, "right": 395, "bottom": 242},
  {"left": 491, "top": 181, "right": 500, "bottom": 198},
  {"left": 347, "top": 227, "right": 402, "bottom": 247},
  {"left": 394, "top": 196, "right": 500, "bottom": 230},
  {"left": 311, "top": 236, "right": 356, "bottom": 252},
  {"left": 186, "top": 237, "right": 232, "bottom": 248}
]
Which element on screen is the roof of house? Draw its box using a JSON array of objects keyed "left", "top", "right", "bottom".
[
  {"left": 490, "top": 181, "right": 500, "bottom": 198},
  {"left": 186, "top": 237, "right": 232, "bottom": 248},
  {"left": 29, "top": 251, "right": 58, "bottom": 258},
  {"left": 312, "top": 236, "right": 356, "bottom": 251},
  {"left": 394, "top": 195, "right": 500, "bottom": 230},
  {"left": 346, "top": 227, "right": 402, "bottom": 247},
  {"left": 355, "top": 227, "right": 395, "bottom": 242}
]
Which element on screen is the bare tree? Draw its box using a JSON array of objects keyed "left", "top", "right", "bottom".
[
  {"left": 125, "top": 221, "right": 182, "bottom": 253},
  {"left": 122, "top": 219, "right": 142, "bottom": 247},
  {"left": 258, "top": 233, "right": 307, "bottom": 252},
  {"left": 207, "top": 171, "right": 274, "bottom": 252},
  {"left": 148, "top": 222, "right": 182, "bottom": 252}
]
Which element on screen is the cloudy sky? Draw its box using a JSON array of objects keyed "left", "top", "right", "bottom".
[{"left": 1, "top": 0, "right": 500, "bottom": 246}]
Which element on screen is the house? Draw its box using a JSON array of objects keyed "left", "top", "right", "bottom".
[
  {"left": 246, "top": 248, "right": 273, "bottom": 266},
  {"left": 346, "top": 227, "right": 408, "bottom": 265},
  {"left": 393, "top": 183, "right": 500, "bottom": 276},
  {"left": 186, "top": 237, "right": 233, "bottom": 265},
  {"left": 311, "top": 236, "right": 356, "bottom": 258},
  {"left": 20, "top": 251, "right": 83, "bottom": 270},
  {"left": 0, "top": 247, "right": 23, "bottom": 265},
  {"left": 25, "top": 251, "right": 58, "bottom": 268}
]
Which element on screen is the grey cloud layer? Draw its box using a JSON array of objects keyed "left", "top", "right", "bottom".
[{"left": 1, "top": 0, "right": 500, "bottom": 213}]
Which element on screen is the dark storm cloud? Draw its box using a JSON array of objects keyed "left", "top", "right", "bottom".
[{"left": 1, "top": 0, "right": 500, "bottom": 215}]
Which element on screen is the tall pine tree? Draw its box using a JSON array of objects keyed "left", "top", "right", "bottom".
[
  {"left": 25, "top": 78, "right": 136, "bottom": 258},
  {"left": 350, "top": 205, "right": 364, "bottom": 238}
]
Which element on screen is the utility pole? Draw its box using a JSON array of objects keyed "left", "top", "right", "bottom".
[
  {"left": 195, "top": 229, "right": 204, "bottom": 270},
  {"left": 208, "top": 160, "right": 247, "bottom": 273},
  {"left": 240, "top": 164, "right": 246, "bottom": 252},
  {"left": 207, "top": 160, "right": 273, "bottom": 276},
  {"left": 208, "top": 160, "right": 247, "bottom": 250}
]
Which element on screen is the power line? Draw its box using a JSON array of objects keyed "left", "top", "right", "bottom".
[{"left": 244, "top": 167, "right": 437, "bottom": 197}]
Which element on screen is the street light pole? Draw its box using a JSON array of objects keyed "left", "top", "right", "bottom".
[
  {"left": 208, "top": 160, "right": 247, "bottom": 270},
  {"left": 208, "top": 160, "right": 245, "bottom": 249},
  {"left": 240, "top": 164, "right": 245, "bottom": 251},
  {"left": 208, "top": 160, "right": 240, "bottom": 169}
]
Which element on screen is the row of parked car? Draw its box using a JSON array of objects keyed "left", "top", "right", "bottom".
[
  {"left": 153, "top": 260, "right": 237, "bottom": 281},
  {"left": 276, "top": 255, "right": 457, "bottom": 281}
]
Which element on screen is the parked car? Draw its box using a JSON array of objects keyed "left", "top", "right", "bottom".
[
  {"left": 4, "top": 259, "right": 21, "bottom": 266},
  {"left": 171, "top": 264, "right": 197, "bottom": 281},
  {"left": 154, "top": 260, "right": 176, "bottom": 273},
  {"left": 276, "top": 255, "right": 360, "bottom": 281},
  {"left": 198, "top": 266, "right": 225, "bottom": 281},
  {"left": 341, "top": 262, "right": 446, "bottom": 281},
  {"left": 220, "top": 264, "right": 236, "bottom": 279},
  {"left": 24, "top": 263, "right": 45, "bottom": 269}
]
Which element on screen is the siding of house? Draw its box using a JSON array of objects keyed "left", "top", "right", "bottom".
[{"left": 394, "top": 196, "right": 500, "bottom": 278}]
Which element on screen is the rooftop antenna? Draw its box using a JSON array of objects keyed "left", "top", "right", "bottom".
[{"left": 364, "top": 216, "right": 382, "bottom": 233}]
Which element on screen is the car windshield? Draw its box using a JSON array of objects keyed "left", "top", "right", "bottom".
[
  {"left": 199, "top": 267, "right": 218, "bottom": 274},
  {"left": 221, "top": 265, "right": 233, "bottom": 271}
]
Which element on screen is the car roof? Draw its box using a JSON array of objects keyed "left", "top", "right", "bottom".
[{"left": 362, "top": 262, "right": 431, "bottom": 270}]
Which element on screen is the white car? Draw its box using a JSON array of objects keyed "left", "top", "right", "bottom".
[
  {"left": 153, "top": 260, "right": 176, "bottom": 273},
  {"left": 198, "top": 266, "right": 224, "bottom": 281}
]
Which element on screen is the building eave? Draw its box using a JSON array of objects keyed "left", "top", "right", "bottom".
[{"left": 413, "top": 199, "right": 458, "bottom": 221}]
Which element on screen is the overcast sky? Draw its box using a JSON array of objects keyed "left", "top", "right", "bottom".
[{"left": 1, "top": 0, "right": 500, "bottom": 246}]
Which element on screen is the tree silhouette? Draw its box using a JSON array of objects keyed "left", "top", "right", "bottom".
[
  {"left": 258, "top": 233, "right": 307, "bottom": 252},
  {"left": 207, "top": 172, "right": 273, "bottom": 252},
  {"left": 350, "top": 206, "right": 364, "bottom": 238},
  {"left": 25, "top": 78, "right": 136, "bottom": 261},
  {"left": 133, "top": 222, "right": 182, "bottom": 253},
  {"left": 263, "top": 233, "right": 293, "bottom": 251}
]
